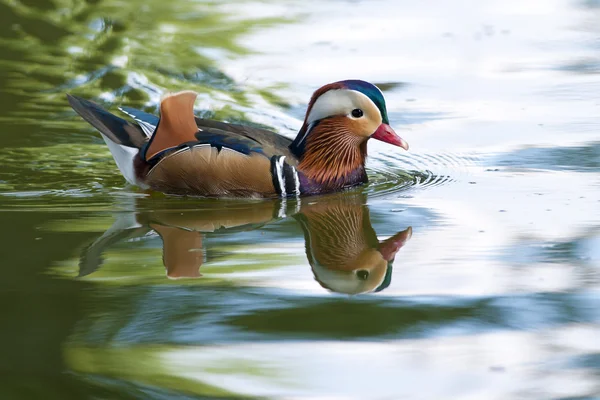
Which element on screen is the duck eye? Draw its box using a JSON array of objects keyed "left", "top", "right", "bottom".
[
  {"left": 351, "top": 109, "right": 363, "bottom": 118},
  {"left": 356, "top": 270, "right": 369, "bottom": 281}
]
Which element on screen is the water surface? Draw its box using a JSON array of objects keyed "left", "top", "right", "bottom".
[{"left": 1, "top": 0, "right": 599, "bottom": 399}]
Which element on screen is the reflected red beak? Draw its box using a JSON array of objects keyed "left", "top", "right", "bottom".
[
  {"left": 378, "top": 227, "right": 413, "bottom": 262},
  {"left": 371, "top": 123, "right": 409, "bottom": 151}
]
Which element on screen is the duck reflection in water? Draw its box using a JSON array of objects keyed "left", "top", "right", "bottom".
[
  {"left": 296, "top": 197, "right": 411, "bottom": 294},
  {"left": 80, "top": 193, "right": 412, "bottom": 294}
]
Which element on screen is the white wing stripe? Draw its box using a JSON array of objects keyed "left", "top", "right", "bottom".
[{"left": 138, "top": 121, "right": 156, "bottom": 137}]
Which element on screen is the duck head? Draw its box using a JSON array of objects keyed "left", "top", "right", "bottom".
[{"left": 290, "top": 80, "right": 409, "bottom": 190}]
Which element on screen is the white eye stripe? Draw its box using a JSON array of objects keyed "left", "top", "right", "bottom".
[{"left": 307, "top": 89, "right": 379, "bottom": 124}]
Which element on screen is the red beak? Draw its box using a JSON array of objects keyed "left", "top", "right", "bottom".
[{"left": 371, "top": 124, "right": 409, "bottom": 150}]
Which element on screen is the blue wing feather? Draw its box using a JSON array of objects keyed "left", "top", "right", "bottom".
[
  {"left": 193, "top": 129, "right": 264, "bottom": 156},
  {"left": 145, "top": 127, "right": 266, "bottom": 163},
  {"left": 118, "top": 106, "right": 160, "bottom": 126},
  {"left": 117, "top": 107, "right": 270, "bottom": 161}
]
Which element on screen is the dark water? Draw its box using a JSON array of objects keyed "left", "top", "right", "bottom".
[{"left": 1, "top": 0, "right": 599, "bottom": 399}]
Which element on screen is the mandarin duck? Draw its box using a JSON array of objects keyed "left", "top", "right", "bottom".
[{"left": 67, "top": 80, "right": 408, "bottom": 198}]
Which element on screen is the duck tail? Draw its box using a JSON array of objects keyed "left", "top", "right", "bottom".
[{"left": 67, "top": 94, "right": 148, "bottom": 185}]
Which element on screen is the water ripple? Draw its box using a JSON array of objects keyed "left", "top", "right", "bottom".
[{"left": 366, "top": 151, "right": 480, "bottom": 198}]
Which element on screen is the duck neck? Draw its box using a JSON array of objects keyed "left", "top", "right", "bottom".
[{"left": 291, "top": 119, "right": 368, "bottom": 194}]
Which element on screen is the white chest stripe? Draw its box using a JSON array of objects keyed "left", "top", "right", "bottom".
[
  {"left": 292, "top": 166, "right": 300, "bottom": 197},
  {"left": 271, "top": 155, "right": 301, "bottom": 198},
  {"left": 275, "top": 156, "right": 286, "bottom": 197}
]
